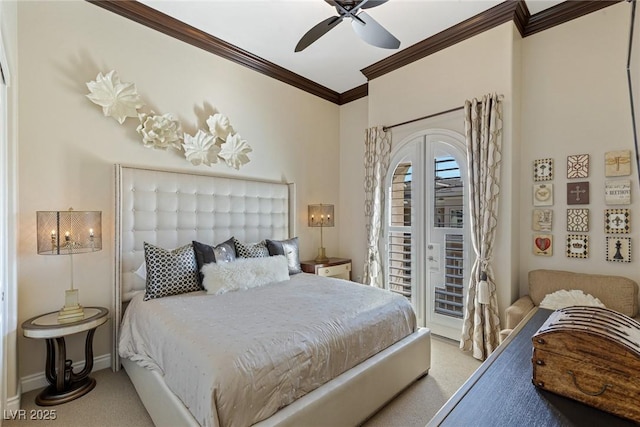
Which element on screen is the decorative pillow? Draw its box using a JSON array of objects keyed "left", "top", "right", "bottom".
[
  {"left": 192, "top": 238, "right": 236, "bottom": 285},
  {"left": 539, "top": 289, "right": 606, "bottom": 311},
  {"left": 233, "top": 237, "right": 269, "bottom": 258},
  {"left": 143, "top": 242, "right": 201, "bottom": 301},
  {"left": 202, "top": 255, "right": 289, "bottom": 295},
  {"left": 134, "top": 262, "right": 147, "bottom": 280},
  {"left": 266, "top": 237, "right": 302, "bottom": 274}
]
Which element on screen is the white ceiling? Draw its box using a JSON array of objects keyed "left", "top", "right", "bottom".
[{"left": 140, "top": 0, "right": 565, "bottom": 94}]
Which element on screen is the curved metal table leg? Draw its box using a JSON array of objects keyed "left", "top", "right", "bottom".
[{"left": 35, "top": 328, "right": 98, "bottom": 406}]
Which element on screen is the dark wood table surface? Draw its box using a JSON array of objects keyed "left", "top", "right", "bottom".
[{"left": 428, "top": 308, "right": 638, "bottom": 427}]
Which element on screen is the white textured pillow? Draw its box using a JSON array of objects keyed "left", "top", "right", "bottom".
[
  {"left": 202, "top": 255, "right": 289, "bottom": 295},
  {"left": 539, "top": 289, "right": 606, "bottom": 310},
  {"left": 134, "top": 262, "right": 147, "bottom": 280}
]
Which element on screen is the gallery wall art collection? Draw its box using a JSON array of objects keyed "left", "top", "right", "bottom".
[{"left": 532, "top": 151, "right": 632, "bottom": 263}]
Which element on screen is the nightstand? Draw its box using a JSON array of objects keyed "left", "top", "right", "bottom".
[
  {"left": 301, "top": 258, "right": 352, "bottom": 280},
  {"left": 22, "top": 307, "right": 109, "bottom": 406}
]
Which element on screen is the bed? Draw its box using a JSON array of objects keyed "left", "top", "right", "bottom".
[{"left": 113, "top": 164, "right": 431, "bottom": 427}]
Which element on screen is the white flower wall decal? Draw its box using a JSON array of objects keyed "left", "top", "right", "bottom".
[
  {"left": 137, "top": 112, "right": 182, "bottom": 150},
  {"left": 86, "top": 70, "right": 251, "bottom": 169},
  {"left": 219, "top": 133, "right": 253, "bottom": 170},
  {"left": 183, "top": 130, "right": 220, "bottom": 166},
  {"left": 206, "top": 113, "right": 235, "bottom": 141},
  {"left": 86, "top": 71, "right": 144, "bottom": 124}
]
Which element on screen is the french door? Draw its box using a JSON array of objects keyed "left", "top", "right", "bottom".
[{"left": 386, "top": 129, "right": 471, "bottom": 340}]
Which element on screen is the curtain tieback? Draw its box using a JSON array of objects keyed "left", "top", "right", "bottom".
[
  {"left": 477, "top": 272, "right": 490, "bottom": 305},
  {"left": 477, "top": 258, "right": 491, "bottom": 305}
]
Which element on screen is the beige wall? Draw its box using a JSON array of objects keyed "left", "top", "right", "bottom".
[
  {"left": 340, "top": 22, "right": 522, "bottom": 320},
  {"left": 519, "top": 3, "right": 640, "bottom": 295},
  {"left": 338, "top": 97, "right": 368, "bottom": 281},
  {"left": 16, "top": 0, "right": 339, "bottom": 381},
  {"left": 1, "top": 0, "right": 19, "bottom": 406}
]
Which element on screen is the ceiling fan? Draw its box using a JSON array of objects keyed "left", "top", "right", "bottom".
[{"left": 295, "top": 0, "right": 400, "bottom": 52}]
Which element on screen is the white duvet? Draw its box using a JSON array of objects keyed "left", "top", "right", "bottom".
[{"left": 119, "top": 273, "right": 416, "bottom": 427}]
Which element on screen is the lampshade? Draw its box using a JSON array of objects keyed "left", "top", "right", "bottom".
[
  {"left": 37, "top": 209, "right": 102, "bottom": 255},
  {"left": 36, "top": 209, "right": 102, "bottom": 323},
  {"left": 308, "top": 204, "right": 335, "bottom": 227}
]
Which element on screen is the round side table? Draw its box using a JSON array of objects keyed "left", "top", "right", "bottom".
[{"left": 22, "top": 307, "right": 109, "bottom": 406}]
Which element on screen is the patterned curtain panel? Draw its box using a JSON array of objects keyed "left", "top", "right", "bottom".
[
  {"left": 363, "top": 126, "right": 391, "bottom": 288},
  {"left": 460, "top": 93, "right": 504, "bottom": 361}
]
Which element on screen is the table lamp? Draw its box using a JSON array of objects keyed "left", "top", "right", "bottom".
[
  {"left": 36, "top": 208, "right": 102, "bottom": 323},
  {"left": 308, "top": 204, "right": 334, "bottom": 262}
]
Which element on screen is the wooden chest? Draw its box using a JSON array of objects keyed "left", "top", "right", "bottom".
[{"left": 532, "top": 306, "right": 640, "bottom": 423}]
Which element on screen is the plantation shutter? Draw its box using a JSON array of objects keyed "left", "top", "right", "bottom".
[{"left": 388, "top": 162, "right": 412, "bottom": 299}]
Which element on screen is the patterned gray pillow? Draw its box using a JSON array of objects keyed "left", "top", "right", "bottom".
[
  {"left": 266, "top": 237, "right": 302, "bottom": 274},
  {"left": 233, "top": 238, "right": 270, "bottom": 258},
  {"left": 143, "top": 242, "right": 201, "bottom": 301},
  {"left": 192, "top": 238, "right": 237, "bottom": 285}
]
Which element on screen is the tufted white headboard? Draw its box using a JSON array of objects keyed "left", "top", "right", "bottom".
[{"left": 113, "top": 164, "right": 295, "bottom": 369}]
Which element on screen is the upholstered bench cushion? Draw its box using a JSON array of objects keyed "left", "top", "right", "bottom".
[{"left": 529, "top": 269, "right": 638, "bottom": 317}]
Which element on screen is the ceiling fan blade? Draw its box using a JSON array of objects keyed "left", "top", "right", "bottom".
[
  {"left": 360, "top": 1, "right": 388, "bottom": 9},
  {"left": 295, "top": 16, "right": 343, "bottom": 52},
  {"left": 351, "top": 11, "right": 400, "bottom": 49}
]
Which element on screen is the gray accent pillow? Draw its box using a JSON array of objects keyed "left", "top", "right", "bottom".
[
  {"left": 233, "top": 238, "right": 270, "bottom": 258},
  {"left": 192, "top": 237, "right": 236, "bottom": 285},
  {"left": 266, "top": 237, "right": 302, "bottom": 274},
  {"left": 143, "top": 242, "right": 201, "bottom": 301}
]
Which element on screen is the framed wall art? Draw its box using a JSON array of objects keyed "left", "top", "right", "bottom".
[
  {"left": 533, "top": 184, "right": 553, "bottom": 206},
  {"left": 604, "top": 180, "right": 631, "bottom": 205},
  {"left": 533, "top": 158, "right": 553, "bottom": 182},
  {"left": 605, "top": 150, "right": 631, "bottom": 177},
  {"left": 567, "top": 209, "right": 589, "bottom": 232},
  {"left": 606, "top": 237, "right": 631, "bottom": 263},
  {"left": 566, "top": 154, "right": 589, "bottom": 179},
  {"left": 604, "top": 208, "right": 630, "bottom": 234},
  {"left": 532, "top": 209, "right": 553, "bottom": 231},
  {"left": 533, "top": 234, "right": 552, "bottom": 256},
  {"left": 566, "top": 182, "right": 589, "bottom": 205},
  {"left": 566, "top": 234, "right": 589, "bottom": 259}
]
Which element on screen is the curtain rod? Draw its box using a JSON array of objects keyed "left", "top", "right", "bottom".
[{"left": 383, "top": 105, "right": 464, "bottom": 132}]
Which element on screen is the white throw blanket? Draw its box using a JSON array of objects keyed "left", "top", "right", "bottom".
[{"left": 119, "top": 273, "right": 416, "bottom": 427}]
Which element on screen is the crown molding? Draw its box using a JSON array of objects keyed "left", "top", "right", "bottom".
[
  {"left": 361, "top": 1, "right": 524, "bottom": 82},
  {"left": 338, "top": 84, "right": 369, "bottom": 105},
  {"left": 87, "top": 0, "right": 341, "bottom": 104},
  {"left": 87, "top": 0, "right": 622, "bottom": 106},
  {"left": 524, "top": 0, "right": 622, "bottom": 37}
]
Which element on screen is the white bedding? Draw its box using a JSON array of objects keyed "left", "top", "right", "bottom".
[{"left": 119, "top": 273, "right": 416, "bottom": 427}]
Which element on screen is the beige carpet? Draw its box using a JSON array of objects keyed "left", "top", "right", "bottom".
[{"left": 8, "top": 335, "right": 480, "bottom": 427}]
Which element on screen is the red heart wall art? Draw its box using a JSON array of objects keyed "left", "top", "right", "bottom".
[{"left": 535, "top": 237, "right": 551, "bottom": 252}]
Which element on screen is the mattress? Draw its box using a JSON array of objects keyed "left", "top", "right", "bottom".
[{"left": 119, "top": 273, "right": 416, "bottom": 427}]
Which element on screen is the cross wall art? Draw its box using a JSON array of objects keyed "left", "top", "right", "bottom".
[{"left": 566, "top": 182, "right": 589, "bottom": 205}]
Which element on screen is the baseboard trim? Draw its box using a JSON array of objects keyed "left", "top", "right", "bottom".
[
  {"left": 6, "top": 387, "right": 21, "bottom": 412},
  {"left": 20, "top": 353, "right": 111, "bottom": 393}
]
